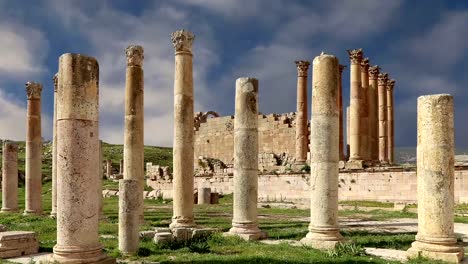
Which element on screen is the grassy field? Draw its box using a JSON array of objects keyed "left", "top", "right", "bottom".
[{"left": 0, "top": 184, "right": 456, "bottom": 264}]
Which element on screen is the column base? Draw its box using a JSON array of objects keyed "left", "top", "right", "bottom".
[
  {"left": 1, "top": 208, "right": 19, "bottom": 213},
  {"left": 300, "top": 227, "right": 343, "bottom": 250},
  {"left": 407, "top": 241, "right": 463, "bottom": 263},
  {"left": 345, "top": 160, "right": 364, "bottom": 170},
  {"left": 23, "top": 210, "right": 43, "bottom": 216},
  {"left": 52, "top": 244, "right": 115, "bottom": 264},
  {"left": 226, "top": 222, "right": 267, "bottom": 241},
  {"left": 169, "top": 216, "right": 196, "bottom": 229}
]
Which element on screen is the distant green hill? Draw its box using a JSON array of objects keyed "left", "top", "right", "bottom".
[{"left": 0, "top": 140, "right": 172, "bottom": 181}]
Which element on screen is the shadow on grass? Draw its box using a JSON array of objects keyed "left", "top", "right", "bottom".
[{"left": 162, "top": 257, "right": 388, "bottom": 264}]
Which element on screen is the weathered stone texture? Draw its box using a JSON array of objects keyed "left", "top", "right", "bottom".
[
  {"left": 0, "top": 231, "right": 39, "bottom": 258},
  {"left": 119, "top": 179, "right": 141, "bottom": 255},
  {"left": 368, "top": 66, "right": 380, "bottom": 161},
  {"left": 295, "top": 60, "right": 310, "bottom": 163},
  {"left": 378, "top": 73, "right": 389, "bottom": 164},
  {"left": 51, "top": 73, "right": 58, "bottom": 217},
  {"left": 2, "top": 142, "right": 18, "bottom": 213},
  {"left": 347, "top": 48, "right": 363, "bottom": 161}
]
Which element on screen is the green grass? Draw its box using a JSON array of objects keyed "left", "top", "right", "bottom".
[{"left": 339, "top": 200, "right": 394, "bottom": 208}]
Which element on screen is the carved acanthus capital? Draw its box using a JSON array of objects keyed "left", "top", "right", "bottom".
[
  {"left": 25, "top": 82, "right": 42, "bottom": 99},
  {"left": 346, "top": 48, "right": 363, "bottom": 64},
  {"left": 171, "top": 29, "right": 195, "bottom": 53},
  {"left": 386, "top": 79, "right": 396, "bottom": 91},
  {"left": 295, "top": 60, "right": 310, "bottom": 77},
  {"left": 360, "top": 57, "right": 370, "bottom": 72},
  {"left": 126, "top": 45, "right": 144, "bottom": 66},
  {"left": 368, "top": 65, "right": 380, "bottom": 79},
  {"left": 53, "top": 73, "right": 58, "bottom": 92},
  {"left": 378, "top": 73, "right": 389, "bottom": 86}
]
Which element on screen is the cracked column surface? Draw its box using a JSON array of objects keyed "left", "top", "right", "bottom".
[
  {"left": 170, "top": 29, "right": 196, "bottom": 229},
  {"left": 24, "top": 81, "right": 43, "bottom": 215},
  {"left": 294, "top": 60, "right": 310, "bottom": 164},
  {"left": 301, "top": 53, "right": 342, "bottom": 249},
  {"left": 228, "top": 77, "right": 265, "bottom": 240},
  {"left": 407, "top": 94, "right": 463, "bottom": 263},
  {"left": 119, "top": 179, "right": 141, "bottom": 255},
  {"left": 52, "top": 53, "right": 114, "bottom": 264},
  {"left": 2, "top": 142, "right": 19, "bottom": 213}
]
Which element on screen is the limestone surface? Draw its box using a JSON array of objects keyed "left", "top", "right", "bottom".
[
  {"left": 0, "top": 231, "right": 38, "bottom": 258},
  {"left": 2, "top": 142, "right": 18, "bottom": 213}
]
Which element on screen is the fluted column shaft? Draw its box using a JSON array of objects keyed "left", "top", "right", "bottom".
[
  {"left": 386, "top": 80, "right": 395, "bottom": 164},
  {"left": 170, "top": 30, "right": 196, "bottom": 229},
  {"left": 347, "top": 49, "right": 363, "bottom": 161},
  {"left": 53, "top": 53, "right": 112, "bottom": 263},
  {"left": 295, "top": 61, "right": 310, "bottom": 164},
  {"left": 25, "top": 82, "right": 43, "bottom": 215},
  {"left": 2, "top": 142, "right": 18, "bottom": 212},
  {"left": 302, "top": 53, "right": 342, "bottom": 249},
  {"left": 368, "top": 66, "right": 380, "bottom": 161},
  {"left": 378, "top": 73, "right": 389, "bottom": 163},
  {"left": 360, "top": 58, "right": 370, "bottom": 160}
]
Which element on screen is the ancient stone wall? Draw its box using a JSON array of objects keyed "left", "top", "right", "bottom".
[
  {"left": 194, "top": 113, "right": 304, "bottom": 166},
  {"left": 146, "top": 167, "right": 468, "bottom": 205}
]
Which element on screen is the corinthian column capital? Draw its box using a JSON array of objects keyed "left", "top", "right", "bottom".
[
  {"left": 386, "top": 79, "right": 395, "bottom": 91},
  {"left": 295, "top": 60, "right": 310, "bottom": 77},
  {"left": 378, "top": 73, "right": 389, "bottom": 86},
  {"left": 360, "top": 58, "right": 370, "bottom": 72},
  {"left": 125, "top": 45, "right": 144, "bottom": 66},
  {"left": 346, "top": 48, "right": 363, "bottom": 64},
  {"left": 171, "top": 29, "right": 195, "bottom": 53},
  {"left": 25, "top": 82, "right": 42, "bottom": 99},
  {"left": 368, "top": 65, "right": 380, "bottom": 80}
]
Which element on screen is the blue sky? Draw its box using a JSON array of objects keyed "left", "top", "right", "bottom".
[{"left": 0, "top": 0, "right": 467, "bottom": 148}]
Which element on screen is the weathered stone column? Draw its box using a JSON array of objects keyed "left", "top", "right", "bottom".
[
  {"left": 294, "top": 60, "right": 310, "bottom": 164},
  {"left": 338, "top": 65, "right": 346, "bottom": 161},
  {"left": 119, "top": 159, "right": 124, "bottom": 174},
  {"left": 51, "top": 73, "right": 58, "bottom": 218},
  {"left": 123, "top": 45, "right": 144, "bottom": 223},
  {"left": 360, "top": 58, "right": 370, "bottom": 160},
  {"left": 347, "top": 49, "right": 363, "bottom": 162},
  {"left": 99, "top": 140, "right": 105, "bottom": 220},
  {"left": 106, "top": 159, "right": 112, "bottom": 178},
  {"left": 301, "top": 53, "right": 342, "bottom": 249},
  {"left": 346, "top": 106, "right": 350, "bottom": 160},
  {"left": 378, "top": 73, "right": 389, "bottom": 164},
  {"left": 198, "top": 187, "right": 211, "bottom": 205},
  {"left": 24, "top": 81, "right": 43, "bottom": 215},
  {"left": 228, "top": 77, "right": 265, "bottom": 240},
  {"left": 368, "top": 65, "right": 380, "bottom": 162},
  {"left": 170, "top": 29, "right": 196, "bottom": 229},
  {"left": 52, "top": 53, "right": 114, "bottom": 263},
  {"left": 119, "top": 179, "right": 141, "bottom": 255},
  {"left": 1, "top": 142, "right": 18, "bottom": 213},
  {"left": 407, "top": 94, "right": 463, "bottom": 263},
  {"left": 386, "top": 80, "right": 395, "bottom": 165}
]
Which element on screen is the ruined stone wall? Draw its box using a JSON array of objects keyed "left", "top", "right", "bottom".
[
  {"left": 146, "top": 167, "right": 468, "bottom": 204},
  {"left": 194, "top": 113, "right": 304, "bottom": 166}
]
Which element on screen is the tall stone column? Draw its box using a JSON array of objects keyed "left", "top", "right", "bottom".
[
  {"left": 1, "top": 142, "right": 19, "bottom": 213},
  {"left": 301, "top": 53, "right": 342, "bottom": 249},
  {"left": 228, "top": 77, "right": 265, "bottom": 240},
  {"left": 24, "top": 81, "right": 43, "bottom": 215},
  {"left": 51, "top": 73, "right": 58, "bottom": 218},
  {"left": 338, "top": 65, "right": 346, "bottom": 161},
  {"left": 170, "top": 29, "right": 196, "bottom": 229},
  {"left": 378, "top": 73, "right": 389, "bottom": 164},
  {"left": 360, "top": 58, "right": 370, "bottom": 160},
  {"left": 52, "top": 53, "right": 114, "bottom": 264},
  {"left": 368, "top": 65, "right": 380, "bottom": 162},
  {"left": 347, "top": 49, "right": 363, "bottom": 162},
  {"left": 346, "top": 106, "right": 350, "bottom": 160},
  {"left": 386, "top": 80, "right": 395, "bottom": 165},
  {"left": 294, "top": 60, "right": 310, "bottom": 164},
  {"left": 407, "top": 94, "right": 463, "bottom": 263},
  {"left": 123, "top": 45, "right": 144, "bottom": 225},
  {"left": 106, "top": 159, "right": 112, "bottom": 178},
  {"left": 119, "top": 179, "right": 140, "bottom": 255}
]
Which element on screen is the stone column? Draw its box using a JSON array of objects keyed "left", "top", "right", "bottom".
[
  {"left": 124, "top": 45, "right": 144, "bottom": 224},
  {"left": 386, "top": 80, "right": 395, "bottom": 165},
  {"left": 119, "top": 160, "right": 124, "bottom": 174},
  {"left": 301, "top": 53, "right": 342, "bottom": 249},
  {"left": 346, "top": 106, "right": 350, "bottom": 160},
  {"left": 198, "top": 187, "right": 211, "bottom": 205},
  {"left": 378, "top": 73, "right": 389, "bottom": 164},
  {"left": 1, "top": 142, "right": 18, "bottom": 213},
  {"left": 99, "top": 140, "right": 105, "bottom": 220},
  {"left": 338, "top": 65, "right": 346, "bottom": 161},
  {"left": 51, "top": 73, "right": 58, "bottom": 218},
  {"left": 360, "top": 58, "right": 370, "bottom": 160},
  {"left": 407, "top": 94, "right": 463, "bottom": 263},
  {"left": 347, "top": 48, "right": 363, "bottom": 162},
  {"left": 228, "top": 77, "right": 265, "bottom": 240},
  {"left": 24, "top": 81, "right": 43, "bottom": 215},
  {"left": 106, "top": 159, "right": 112, "bottom": 178},
  {"left": 119, "top": 179, "right": 140, "bottom": 255},
  {"left": 170, "top": 29, "right": 196, "bottom": 229},
  {"left": 368, "top": 65, "right": 380, "bottom": 162},
  {"left": 294, "top": 60, "right": 310, "bottom": 164},
  {"left": 52, "top": 53, "right": 114, "bottom": 263}
]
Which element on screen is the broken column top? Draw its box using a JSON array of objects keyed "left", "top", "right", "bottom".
[
  {"left": 346, "top": 48, "right": 363, "bottom": 64},
  {"left": 171, "top": 29, "right": 195, "bottom": 53},
  {"left": 378, "top": 72, "right": 389, "bottom": 85},
  {"left": 2, "top": 141, "right": 18, "bottom": 152},
  {"left": 25, "top": 82, "right": 42, "bottom": 99},
  {"left": 368, "top": 65, "right": 381, "bottom": 79},
  {"left": 295, "top": 60, "right": 310, "bottom": 77},
  {"left": 360, "top": 58, "right": 370, "bottom": 71},
  {"left": 125, "top": 45, "right": 144, "bottom": 67}
]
